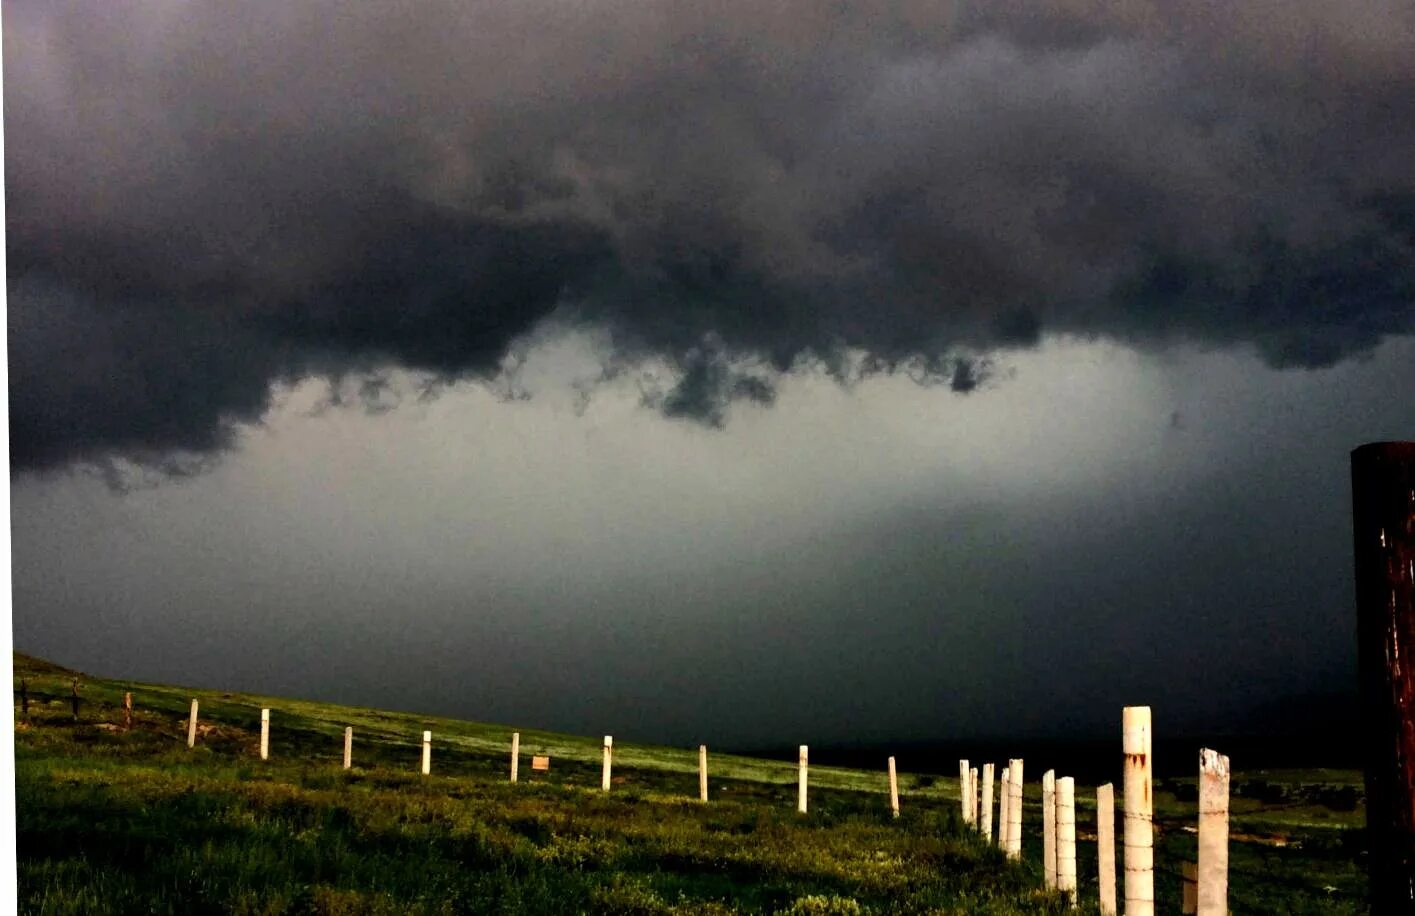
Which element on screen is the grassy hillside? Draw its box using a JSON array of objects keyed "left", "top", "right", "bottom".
[{"left": 12, "top": 652, "right": 1366, "bottom": 913}]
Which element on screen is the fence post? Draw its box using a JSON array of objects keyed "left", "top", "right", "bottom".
[
  {"left": 1057, "top": 776, "right": 1077, "bottom": 906},
  {"left": 1182, "top": 862, "right": 1198, "bottom": 914},
  {"left": 421, "top": 730, "right": 432, "bottom": 775},
  {"left": 601, "top": 735, "right": 613, "bottom": 791},
  {"left": 998, "top": 766, "right": 1012, "bottom": 849},
  {"left": 259, "top": 708, "right": 270, "bottom": 760},
  {"left": 1123, "top": 705, "right": 1155, "bottom": 916},
  {"left": 187, "top": 700, "right": 199, "bottom": 748},
  {"left": 123, "top": 692, "right": 133, "bottom": 731},
  {"left": 971, "top": 766, "right": 980, "bottom": 827},
  {"left": 981, "top": 763, "right": 995, "bottom": 841},
  {"left": 887, "top": 756, "right": 900, "bottom": 817},
  {"left": 1043, "top": 769, "right": 1057, "bottom": 888},
  {"left": 1097, "top": 782, "right": 1117, "bottom": 915},
  {"left": 798, "top": 745, "right": 809, "bottom": 813},
  {"left": 511, "top": 732, "right": 520, "bottom": 783},
  {"left": 959, "top": 759, "right": 971, "bottom": 825},
  {"left": 343, "top": 727, "right": 353, "bottom": 769},
  {"left": 1007, "top": 758, "right": 1024, "bottom": 860},
  {"left": 699, "top": 745, "right": 709, "bottom": 802},
  {"left": 1198, "top": 749, "right": 1230, "bottom": 915},
  {"left": 71, "top": 677, "right": 81, "bottom": 721},
  {"left": 1352, "top": 442, "right": 1415, "bottom": 913}
]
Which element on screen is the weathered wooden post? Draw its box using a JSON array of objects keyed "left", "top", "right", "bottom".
[
  {"left": 187, "top": 699, "right": 199, "bottom": 748},
  {"left": 700, "top": 745, "right": 709, "bottom": 802},
  {"left": 1043, "top": 769, "right": 1057, "bottom": 888},
  {"left": 798, "top": 745, "right": 809, "bottom": 814},
  {"left": 1057, "top": 776, "right": 1077, "bottom": 906},
  {"left": 1123, "top": 705, "right": 1155, "bottom": 916},
  {"left": 511, "top": 732, "right": 520, "bottom": 783},
  {"left": 1097, "top": 782, "right": 1117, "bottom": 916},
  {"left": 259, "top": 708, "right": 270, "bottom": 760},
  {"left": 887, "top": 756, "right": 900, "bottom": 817},
  {"left": 123, "top": 692, "right": 133, "bottom": 730},
  {"left": 959, "top": 759, "right": 972, "bottom": 825},
  {"left": 998, "top": 766, "right": 1012, "bottom": 849},
  {"left": 602, "top": 735, "right": 613, "bottom": 791},
  {"left": 970, "top": 766, "right": 980, "bottom": 827},
  {"left": 1353, "top": 442, "right": 1415, "bottom": 913},
  {"left": 421, "top": 730, "right": 432, "bottom": 775},
  {"left": 343, "top": 727, "right": 353, "bottom": 769},
  {"left": 1198, "top": 749, "right": 1230, "bottom": 915},
  {"left": 1007, "top": 759, "right": 1024, "bottom": 860},
  {"left": 1182, "top": 862, "right": 1198, "bottom": 914},
  {"left": 70, "top": 677, "right": 81, "bottom": 721},
  {"left": 981, "top": 762, "right": 995, "bottom": 841}
]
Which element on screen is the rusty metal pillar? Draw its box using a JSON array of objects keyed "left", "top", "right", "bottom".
[{"left": 1353, "top": 441, "right": 1415, "bottom": 913}]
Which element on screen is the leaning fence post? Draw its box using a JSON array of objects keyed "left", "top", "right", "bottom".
[
  {"left": 123, "top": 692, "right": 133, "bottom": 731},
  {"left": 187, "top": 699, "right": 199, "bottom": 748},
  {"left": 1352, "top": 442, "right": 1415, "bottom": 913},
  {"left": 343, "top": 726, "right": 353, "bottom": 769},
  {"left": 1097, "top": 782, "right": 1117, "bottom": 915},
  {"left": 998, "top": 766, "right": 1012, "bottom": 849},
  {"left": 699, "top": 745, "right": 709, "bottom": 802},
  {"left": 1007, "top": 758, "right": 1024, "bottom": 860},
  {"left": 798, "top": 745, "right": 809, "bottom": 813},
  {"left": 1057, "top": 776, "right": 1077, "bottom": 906},
  {"left": 259, "top": 708, "right": 270, "bottom": 760},
  {"left": 602, "top": 735, "right": 613, "bottom": 791},
  {"left": 1043, "top": 769, "right": 1057, "bottom": 888},
  {"left": 980, "top": 763, "right": 995, "bottom": 841},
  {"left": 70, "top": 677, "right": 81, "bottom": 721},
  {"left": 1198, "top": 749, "right": 1230, "bottom": 915},
  {"left": 421, "top": 730, "right": 432, "bottom": 775},
  {"left": 887, "top": 756, "right": 900, "bottom": 817},
  {"left": 510, "top": 732, "right": 520, "bottom": 783},
  {"left": 1123, "top": 705, "right": 1155, "bottom": 916}
]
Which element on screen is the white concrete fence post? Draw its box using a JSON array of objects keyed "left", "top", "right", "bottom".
[
  {"left": 1007, "top": 758, "right": 1024, "bottom": 860},
  {"left": 260, "top": 708, "right": 270, "bottom": 761},
  {"left": 1198, "top": 748, "right": 1230, "bottom": 916},
  {"left": 700, "top": 745, "right": 709, "bottom": 802},
  {"left": 798, "top": 745, "right": 809, "bottom": 814},
  {"left": 1097, "top": 782, "right": 1117, "bottom": 916},
  {"left": 187, "top": 699, "right": 199, "bottom": 748},
  {"left": 998, "top": 766, "right": 1012, "bottom": 849},
  {"left": 980, "top": 763, "right": 995, "bottom": 842},
  {"left": 1043, "top": 769, "right": 1057, "bottom": 888},
  {"left": 959, "top": 759, "right": 971, "bottom": 825},
  {"left": 511, "top": 732, "right": 520, "bottom": 783},
  {"left": 1123, "top": 706, "right": 1155, "bottom": 916},
  {"left": 343, "top": 726, "right": 353, "bottom": 770},
  {"left": 887, "top": 756, "right": 900, "bottom": 817},
  {"left": 602, "top": 735, "right": 613, "bottom": 791},
  {"left": 1057, "top": 776, "right": 1077, "bottom": 906},
  {"left": 421, "top": 730, "right": 432, "bottom": 776},
  {"left": 970, "top": 766, "right": 980, "bottom": 828}
]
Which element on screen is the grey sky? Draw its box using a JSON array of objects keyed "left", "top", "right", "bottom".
[
  {"left": 6, "top": 0, "right": 1414, "bottom": 746},
  {"left": 11, "top": 330, "right": 1413, "bottom": 746}
]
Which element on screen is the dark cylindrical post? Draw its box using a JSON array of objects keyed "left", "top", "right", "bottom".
[
  {"left": 71, "top": 677, "right": 81, "bottom": 722},
  {"left": 1353, "top": 441, "right": 1415, "bottom": 912}
]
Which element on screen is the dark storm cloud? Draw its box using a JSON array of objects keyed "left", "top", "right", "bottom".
[{"left": 7, "top": 0, "right": 1414, "bottom": 469}]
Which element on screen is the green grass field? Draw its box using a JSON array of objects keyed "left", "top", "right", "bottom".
[{"left": 12, "top": 652, "right": 1367, "bottom": 913}]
